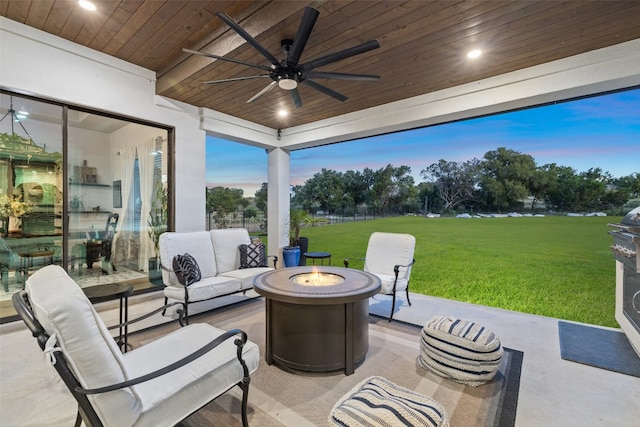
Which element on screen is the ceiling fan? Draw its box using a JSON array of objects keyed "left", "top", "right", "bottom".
[{"left": 184, "top": 6, "right": 380, "bottom": 108}]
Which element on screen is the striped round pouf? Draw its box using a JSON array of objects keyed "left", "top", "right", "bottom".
[
  {"left": 419, "top": 316, "right": 503, "bottom": 386},
  {"left": 329, "top": 376, "right": 449, "bottom": 427}
]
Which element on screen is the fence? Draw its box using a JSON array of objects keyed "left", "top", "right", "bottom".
[{"left": 206, "top": 207, "right": 405, "bottom": 232}]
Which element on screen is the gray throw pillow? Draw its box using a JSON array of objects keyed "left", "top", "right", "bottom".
[
  {"left": 239, "top": 243, "right": 267, "bottom": 268},
  {"left": 172, "top": 253, "right": 201, "bottom": 286}
]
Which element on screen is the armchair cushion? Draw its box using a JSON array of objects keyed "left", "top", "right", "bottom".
[
  {"left": 374, "top": 273, "right": 410, "bottom": 294},
  {"left": 124, "top": 323, "right": 259, "bottom": 427},
  {"left": 239, "top": 243, "right": 267, "bottom": 268},
  {"left": 172, "top": 253, "right": 201, "bottom": 286},
  {"left": 364, "top": 232, "right": 415, "bottom": 281}
]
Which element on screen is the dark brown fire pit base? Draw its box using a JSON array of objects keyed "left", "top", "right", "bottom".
[{"left": 254, "top": 267, "right": 381, "bottom": 375}]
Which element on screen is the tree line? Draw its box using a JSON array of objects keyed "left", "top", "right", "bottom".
[{"left": 206, "top": 147, "right": 639, "bottom": 217}]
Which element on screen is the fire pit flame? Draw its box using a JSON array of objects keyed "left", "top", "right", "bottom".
[{"left": 291, "top": 266, "right": 345, "bottom": 286}]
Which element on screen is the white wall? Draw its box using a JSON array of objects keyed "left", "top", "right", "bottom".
[{"left": 0, "top": 17, "right": 205, "bottom": 231}]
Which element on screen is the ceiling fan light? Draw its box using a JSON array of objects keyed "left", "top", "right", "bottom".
[{"left": 278, "top": 78, "right": 298, "bottom": 90}]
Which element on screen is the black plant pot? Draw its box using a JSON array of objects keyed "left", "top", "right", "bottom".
[
  {"left": 297, "top": 237, "right": 309, "bottom": 266},
  {"left": 148, "top": 258, "right": 163, "bottom": 285}
]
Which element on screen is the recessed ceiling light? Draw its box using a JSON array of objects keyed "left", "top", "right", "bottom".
[
  {"left": 278, "top": 110, "right": 288, "bottom": 117},
  {"left": 467, "top": 49, "right": 482, "bottom": 59},
  {"left": 78, "top": 0, "right": 96, "bottom": 11}
]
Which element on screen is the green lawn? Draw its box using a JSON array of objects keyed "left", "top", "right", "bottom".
[{"left": 297, "top": 215, "right": 621, "bottom": 327}]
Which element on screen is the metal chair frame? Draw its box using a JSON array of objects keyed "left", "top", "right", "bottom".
[{"left": 344, "top": 256, "right": 415, "bottom": 321}]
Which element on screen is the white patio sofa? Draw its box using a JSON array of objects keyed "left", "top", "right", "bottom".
[{"left": 159, "top": 228, "right": 276, "bottom": 322}]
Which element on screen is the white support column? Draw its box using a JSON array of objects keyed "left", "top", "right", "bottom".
[{"left": 267, "top": 147, "right": 290, "bottom": 267}]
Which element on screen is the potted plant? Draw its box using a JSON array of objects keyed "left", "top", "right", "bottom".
[
  {"left": 283, "top": 209, "right": 311, "bottom": 267},
  {"left": 0, "top": 194, "right": 34, "bottom": 235},
  {"left": 147, "top": 179, "right": 168, "bottom": 284},
  {"left": 70, "top": 194, "right": 84, "bottom": 212}
]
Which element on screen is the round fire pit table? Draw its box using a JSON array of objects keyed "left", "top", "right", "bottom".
[{"left": 253, "top": 266, "right": 381, "bottom": 375}]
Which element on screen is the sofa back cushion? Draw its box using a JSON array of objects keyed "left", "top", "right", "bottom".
[
  {"left": 26, "top": 266, "right": 141, "bottom": 426},
  {"left": 210, "top": 228, "right": 251, "bottom": 273},
  {"left": 159, "top": 232, "right": 217, "bottom": 285}
]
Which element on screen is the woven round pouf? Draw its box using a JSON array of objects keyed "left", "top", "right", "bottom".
[
  {"left": 419, "top": 316, "right": 503, "bottom": 386},
  {"left": 329, "top": 376, "right": 449, "bottom": 427}
]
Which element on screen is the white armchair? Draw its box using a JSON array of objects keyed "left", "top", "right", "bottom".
[
  {"left": 13, "top": 265, "right": 259, "bottom": 427},
  {"left": 345, "top": 232, "right": 416, "bottom": 321}
]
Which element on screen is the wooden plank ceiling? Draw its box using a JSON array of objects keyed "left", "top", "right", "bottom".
[{"left": 3, "top": 0, "right": 640, "bottom": 130}]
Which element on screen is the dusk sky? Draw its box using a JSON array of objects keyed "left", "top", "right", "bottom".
[{"left": 206, "top": 88, "right": 639, "bottom": 197}]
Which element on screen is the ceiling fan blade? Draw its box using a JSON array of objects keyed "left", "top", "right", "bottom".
[
  {"left": 305, "top": 71, "right": 380, "bottom": 81},
  {"left": 301, "top": 79, "right": 348, "bottom": 102},
  {"left": 215, "top": 12, "right": 280, "bottom": 66},
  {"left": 302, "top": 39, "right": 380, "bottom": 71},
  {"left": 203, "top": 75, "right": 270, "bottom": 84},
  {"left": 183, "top": 48, "right": 272, "bottom": 72},
  {"left": 290, "top": 88, "right": 303, "bottom": 108},
  {"left": 247, "top": 81, "right": 278, "bottom": 103},
  {"left": 287, "top": 6, "right": 320, "bottom": 67}
]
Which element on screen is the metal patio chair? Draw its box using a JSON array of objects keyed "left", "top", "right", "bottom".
[
  {"left": 344, "top": 232, "right": 416, "bottom": 321},
  {"left": 13, "top": 265, "right": 259, "bottom": 427}
]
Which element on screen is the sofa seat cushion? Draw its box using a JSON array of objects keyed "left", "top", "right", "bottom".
[
  {"left": 419, "top": 316, "right": 504, "bottom": 386},
  {"left": 164, "top": 276, "right": 242, "bottom": 303},
  {"left": 218, "top": 267, "right": 273, "bottom": 290},
  {"left": 372, "top": 272, "right": 409, "bottom": 294},
  {"left": 125, "top": 323, "right": 259, "bottom": 427}
]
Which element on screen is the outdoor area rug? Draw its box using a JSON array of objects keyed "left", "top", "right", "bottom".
[
  {"left": 558, "top": 320, "right": 640, "bottom": 378},
  {"left": 130, "top": 298, "right": 523, "bottom": 427}
]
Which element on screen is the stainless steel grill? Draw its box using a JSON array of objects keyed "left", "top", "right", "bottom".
[
  {"left": 609, "top": 207, "right": 640, "bottom": 358},
  {"left": 609, "top": 207, "right": 640, "bottom": 273}
]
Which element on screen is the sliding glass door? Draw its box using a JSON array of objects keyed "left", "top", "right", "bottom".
[{"left": 0, "top": 90, "right": 170, "bottom": 315}]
